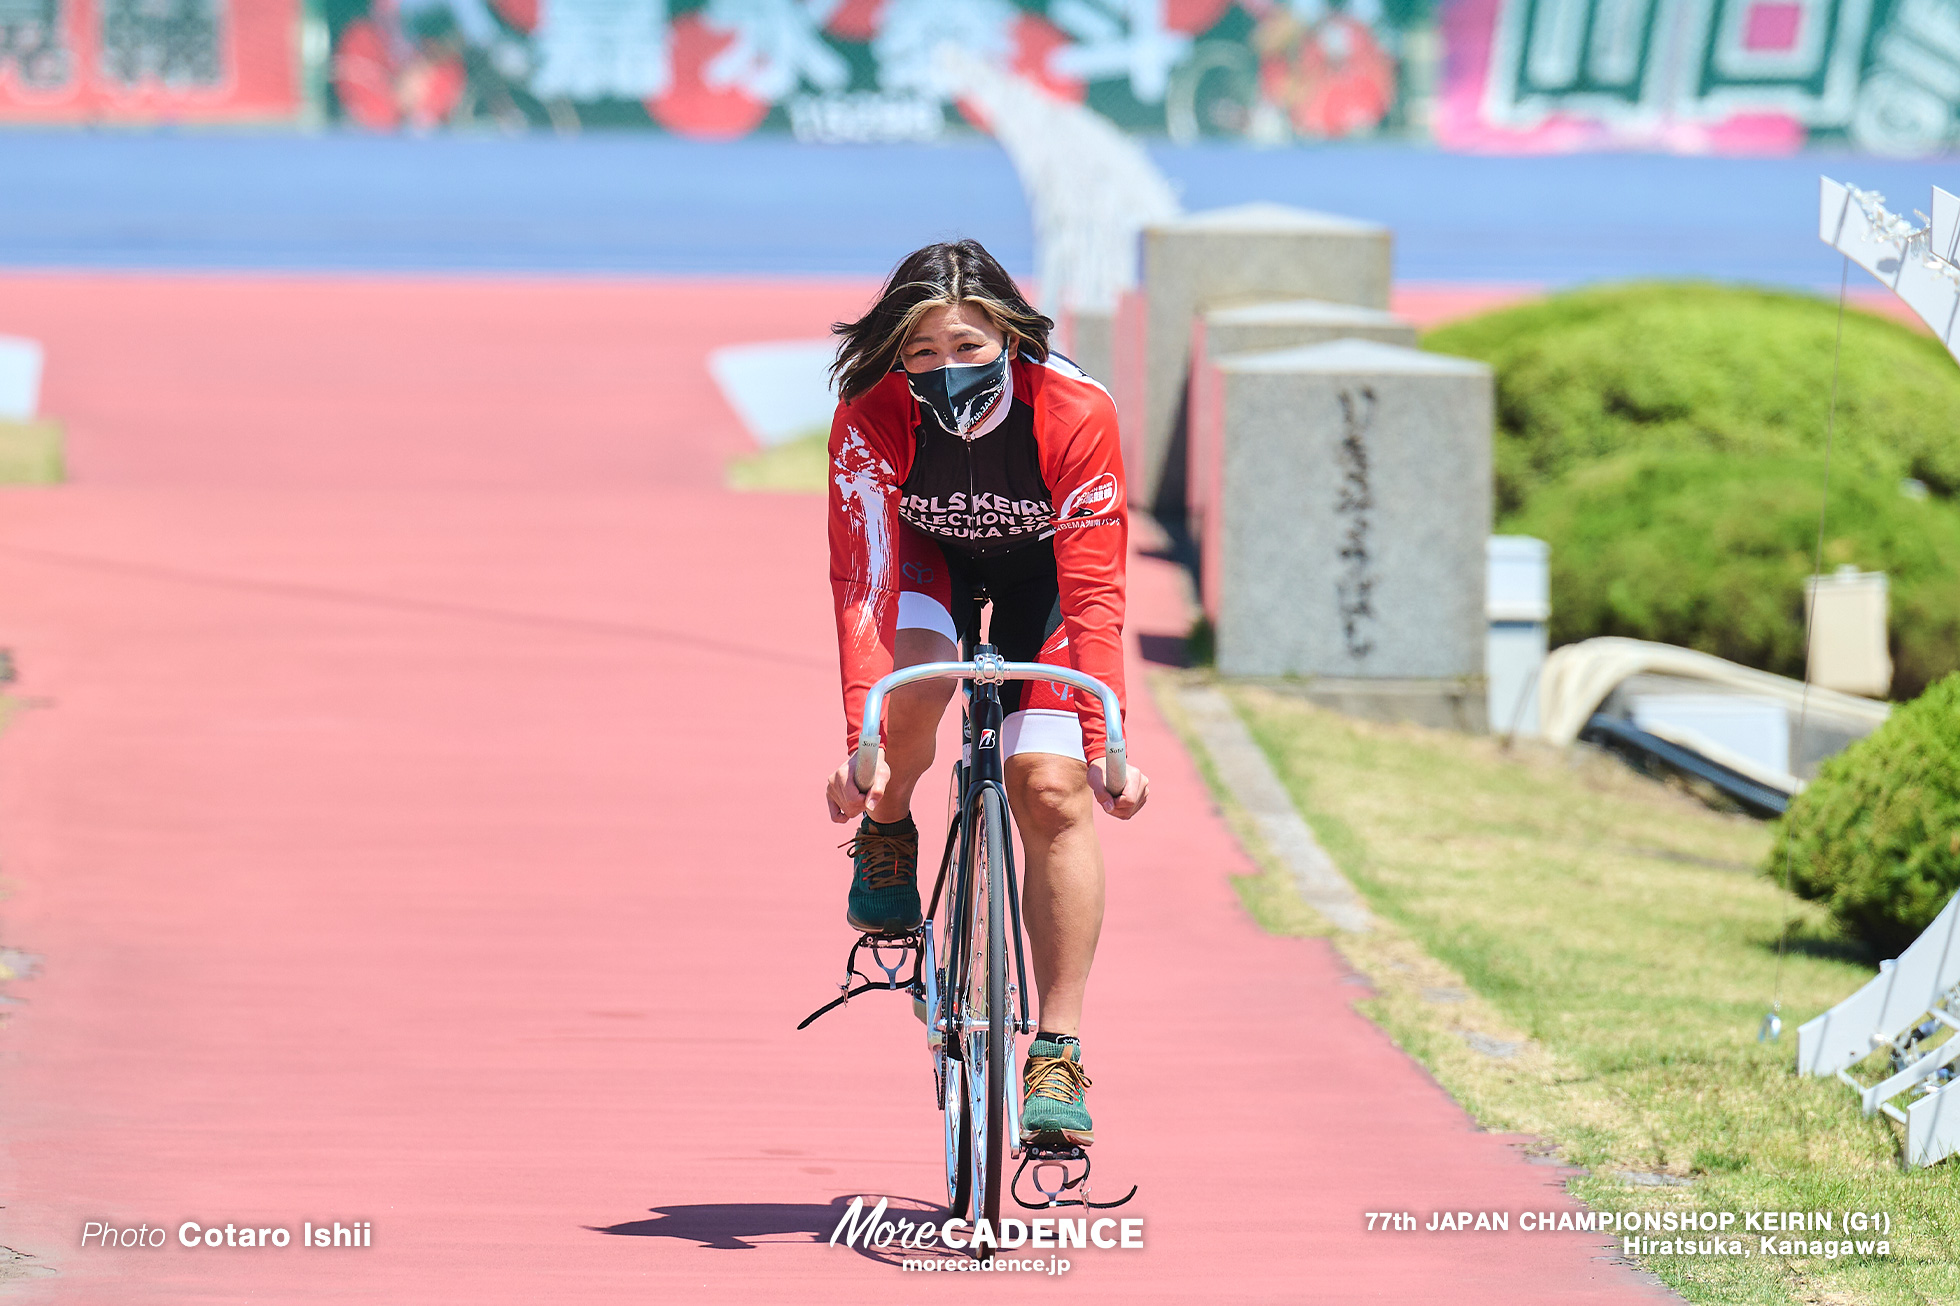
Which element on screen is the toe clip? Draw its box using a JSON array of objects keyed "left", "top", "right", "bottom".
[
  {"left": 796, "top": 929, "right": 923, "bottom": 1030},
  {"left": 1012, "top": 1141, "right": 1138, "bottom": 1210}
]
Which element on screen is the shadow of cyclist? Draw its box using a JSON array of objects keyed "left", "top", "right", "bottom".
[{"left": 588, "top": 1194, "right": 964, "bottom": 1264}]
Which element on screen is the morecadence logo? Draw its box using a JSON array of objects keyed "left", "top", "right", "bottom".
[{"left": 828, "top": 1195, "right": 1142, "bottom": 1259}]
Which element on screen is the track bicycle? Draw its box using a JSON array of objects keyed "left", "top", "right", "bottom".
[{"left": 800, "top": 642, "right": 1137, "bottom": 1255}]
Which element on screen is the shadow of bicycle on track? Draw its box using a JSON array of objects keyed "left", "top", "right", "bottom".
[{"left": 588, "top": 1194, "right": 968, "bottom": 1266}]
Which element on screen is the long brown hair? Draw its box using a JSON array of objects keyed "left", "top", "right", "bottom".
[{"left": 830, "top": 240, "right": 1053, "bottom": 402}]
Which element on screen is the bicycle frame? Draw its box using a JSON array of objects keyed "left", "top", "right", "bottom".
[
  {"left": 863, "top": 647, "right": 1125, "bottom": 1226},
  {"left": 940, "top": 668, "right": 1030, "bottom": 1038},
  {"left": 801, "top": 646, "right": 1135, "bottom": 1225},
  {"left": 871, "top": 649, "right": 1126, "bottom": 1052}
]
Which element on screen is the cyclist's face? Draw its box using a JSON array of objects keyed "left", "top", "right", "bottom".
[{"left": 902, "top": 303, "right": 1006, "bottom": 374}]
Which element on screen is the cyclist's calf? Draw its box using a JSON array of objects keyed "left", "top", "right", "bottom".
[
  {"left": 871, "top": 681, "right": 954, "bottom": 823},
  {"left": 871, "top": 633, "right": 960, "bottom": 823},
  {"left": 1008, "top": 753, "right": 1103, "bottom": 1040}
]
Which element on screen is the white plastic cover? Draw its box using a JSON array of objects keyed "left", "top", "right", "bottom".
[{"left": 1819, "top": 176, "right": 1960, "bottom": 362}]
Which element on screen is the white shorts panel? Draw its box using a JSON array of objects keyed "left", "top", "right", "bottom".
[
  {"left": 895, "top": 591, "right": 960, "bottom": 646},
  {"left": 1002, "top": 708, "right": 1086, "bottom": 762}
]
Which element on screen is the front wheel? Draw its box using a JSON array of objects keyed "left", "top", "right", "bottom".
[
  {"left": 929, "top": 922, "right": 971, "bottom": 1218},
  {"left": 943, "top": 1056, "right": 972, "bottom": 1217},
  {"left": 963, "top": 784, "right": 1010, "bottom": 1250}
]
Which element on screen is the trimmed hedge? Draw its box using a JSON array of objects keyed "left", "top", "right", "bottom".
[
  {"left": 1425, "top": 282, "right": 1960, "bottom": 515},
  {"left": 1768, "top": 674, "right": 1960, "bottom": 956},
  {"left": 1504, "top": 448, "right": 1960, "bottom": 698},
  {"left": 1426, "top": 281, "right": 1960, "bottom": 698}
]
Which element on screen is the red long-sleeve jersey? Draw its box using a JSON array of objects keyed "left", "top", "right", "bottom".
[{"left": 828, "top": 352, "right": 1128, "bottom": 762}]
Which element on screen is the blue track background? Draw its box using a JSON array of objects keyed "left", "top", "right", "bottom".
[{"left": 0, "top": 132, "right": 1950, "bottom": 285}]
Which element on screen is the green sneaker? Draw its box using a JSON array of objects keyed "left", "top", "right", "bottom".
[
  {"left": 843, "top": 817, "right": 921, "bottom": 936},
  {"left": 1021, "top": 1036, "right": 1094, "bottom": 1146}
]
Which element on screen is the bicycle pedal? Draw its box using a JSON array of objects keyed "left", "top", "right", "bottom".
[
  {"left": 1020, "top": 1132, "right": 1086, "bottom": 1160},
  {"left": 853, "top": 929, "right": 922, "bottom": 946}
]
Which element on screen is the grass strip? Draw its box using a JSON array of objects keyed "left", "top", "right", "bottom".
[
  {"left": 0, "top": 419, "right": 63, "bottom": 484},
  {"left": 1158, "top": 671, "right": 1960, "bottom": 1305},
  {"left": 725, "top": 428, "right": 827, "bottom": 494}
]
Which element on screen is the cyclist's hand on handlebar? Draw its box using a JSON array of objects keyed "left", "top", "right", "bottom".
[
  {"left": 825, "top": 754, "right": 889, "bottom": 823},
  {"left": 1089, "top": 759, "right": 1149, "bottom": 820}
]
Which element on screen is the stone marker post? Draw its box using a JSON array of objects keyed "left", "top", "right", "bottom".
[
  {"left": 1190, "top": 300, "right": 1417, "bottom": 617},
  {"left": 1213, "top": 338, "right": 1493, "bottom": 729},
  {"left": 1116, "top": 204, "right": 1392, "bottom": 516}
]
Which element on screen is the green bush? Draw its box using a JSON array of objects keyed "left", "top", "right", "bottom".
[
  {"left": 1768, "top": 673, "right": 1960, "bottom": 956},
  {"left": 1504, "top": 448, "right": 1960, "bottom": 697},
  {"left": 1425, "top": 282, "right": 1960, "bottom": 515}
]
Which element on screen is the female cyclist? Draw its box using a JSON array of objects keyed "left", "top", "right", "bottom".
[{"left": 821, "top": 239, "right": 1149, "bottom": 1148}]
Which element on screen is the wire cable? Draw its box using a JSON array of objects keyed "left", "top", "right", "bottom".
[{"left": 1764, "top": 253, "right": 1851, "bottom": 1042}]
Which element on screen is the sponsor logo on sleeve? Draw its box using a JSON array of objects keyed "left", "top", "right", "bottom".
[{"left": 1055, "top": 472, "right": 1120, "bottom": 530}]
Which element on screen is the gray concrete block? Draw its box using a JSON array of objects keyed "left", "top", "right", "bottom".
[
  {"left": 1213, "top": 338, "right": 1492, "bottom": 683},
  {"left": 1190, "top": 300, "right": 1418, "bottom": 599},
  {"left": 1120, "top": 204, "right": 1392, "bottom": 509},
  {"left": 1063, "top": 307, "right": 1115, "bottom": 389},
  {"left": 1201, "top": 299, "right": 1417, "bottom": 359}
]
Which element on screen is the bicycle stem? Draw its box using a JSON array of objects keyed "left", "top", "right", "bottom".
[{"left": 854, "top": 657, "right": 1127, "bottom": 799}]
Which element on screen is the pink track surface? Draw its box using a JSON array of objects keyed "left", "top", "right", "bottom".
[
  {"left": 0, "top": 274, "right": 1669, "bottom": 1303},
  {"left": 1390, "top": 284, "right": 1540, "bottom": 327}
]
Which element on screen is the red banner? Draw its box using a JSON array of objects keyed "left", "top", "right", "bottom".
[{"left": 0, "top": 0, "right": 301, "bottom": 123}]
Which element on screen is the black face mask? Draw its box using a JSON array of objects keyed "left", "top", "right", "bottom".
[{"left": 907, "top": 351, "right": 1010, "bottom": 439}]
